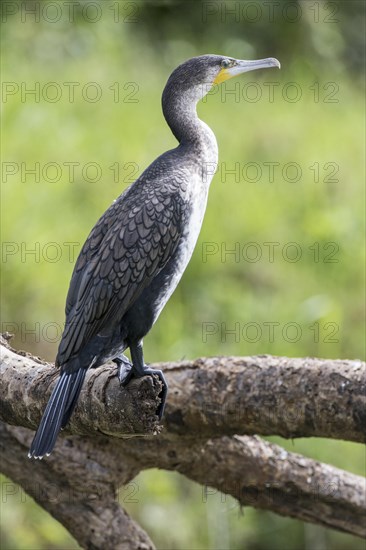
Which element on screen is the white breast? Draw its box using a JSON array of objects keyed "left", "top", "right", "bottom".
[
  {"left": 152, "top": 168, "right": 216, "bottom": 323},
  {"left": 152, "top": 121, "right": 218, "bottom": 322}
]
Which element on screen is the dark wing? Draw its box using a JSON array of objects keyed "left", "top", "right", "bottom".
[{"left": 57, "top": 186, "right": 183, "bottom": 366}]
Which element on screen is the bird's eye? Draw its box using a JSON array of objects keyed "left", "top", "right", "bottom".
[{"left": 221, "top": 58, "right": 234, "bottom": 68}]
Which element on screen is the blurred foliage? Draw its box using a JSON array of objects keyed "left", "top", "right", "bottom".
[
  {"left": 136, "top": 0, "right": 365, "bottom": 76},
  {"left": 1, "top": 1, "right": 365, "bottom": 549}
]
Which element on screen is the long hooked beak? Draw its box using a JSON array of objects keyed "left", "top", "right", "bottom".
[{"left": 214, "top": 57, "right": 280, "bottom": 84}]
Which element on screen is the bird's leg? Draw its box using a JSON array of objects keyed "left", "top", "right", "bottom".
[
  {"left": 114, "top": 354, "right": 133, "bottom": 385},
  {"left": 122, "top": 340, "right": 168, "bottom": 420}
]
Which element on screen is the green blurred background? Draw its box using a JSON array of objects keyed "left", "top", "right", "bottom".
[{"left": 1, "top": 0, "right": 365, "bottom": 548}]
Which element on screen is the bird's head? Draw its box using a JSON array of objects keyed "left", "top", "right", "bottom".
[{"left": 163, "top": 54, "right": 280, "bottom": 104}]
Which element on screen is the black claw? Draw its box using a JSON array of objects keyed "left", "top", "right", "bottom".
[
  {"left": 113, "top": 355, "right": 133, "bottom": 385},
  {"left": 114, "top": 354, "right": 167, "bottom": 419},
  {"left": 142, "top": 368, "right": 168, "bottom": 420}
]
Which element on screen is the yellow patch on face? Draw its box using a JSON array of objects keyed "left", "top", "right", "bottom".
[{"left": 213, "top": 68, "right": 232, "bottom": 85}]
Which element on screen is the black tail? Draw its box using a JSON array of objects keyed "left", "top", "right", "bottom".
[{"left": 28, "top": 369, "right": 87, "bottom": 459}]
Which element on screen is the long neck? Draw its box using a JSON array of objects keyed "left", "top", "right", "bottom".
[{"left": 162, "top": 84, "right": 214, "bottom": 147}]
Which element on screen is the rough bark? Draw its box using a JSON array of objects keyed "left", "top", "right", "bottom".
[
  {"left": 0, "top": 335, "right": 365, "bottom": 547},
  {"left": 122, "top": 436, "right": 366, "bottom": 538},
  {"left": 1, "top": 341, "right": 365, "bottom": 443},
  {"left": 0, "top": 423, "right": 154, "bottom": 550}
]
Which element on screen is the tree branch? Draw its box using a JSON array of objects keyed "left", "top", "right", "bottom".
[
  {"left": 120, "top": 436, "right": 366, "bottom": 538},
  {"left": 0, "top": 422, "right": 155, "bottom": 550},
  {"left": 2, "top": 422, "right": 365, "bottom": 542},
  {"left": 1, "top": 336, "right": 365, "bottom": 544},
  {"left": 1, "top": 340, "right": 365, "bottom": 443}
]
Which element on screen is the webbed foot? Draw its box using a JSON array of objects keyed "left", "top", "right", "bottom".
[
  {"left": 115, "top": 357, "right": 168, "bottom": 420},
  {"left": 139, "top": 366, "right": 168, "bottom": 420},
  {"left": 113, "top": 355, "right": 133, "bottom": 385}
]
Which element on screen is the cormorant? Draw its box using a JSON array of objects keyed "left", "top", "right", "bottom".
[{"left": 29, "top": 54, "right": 280, "bottom": 458}]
